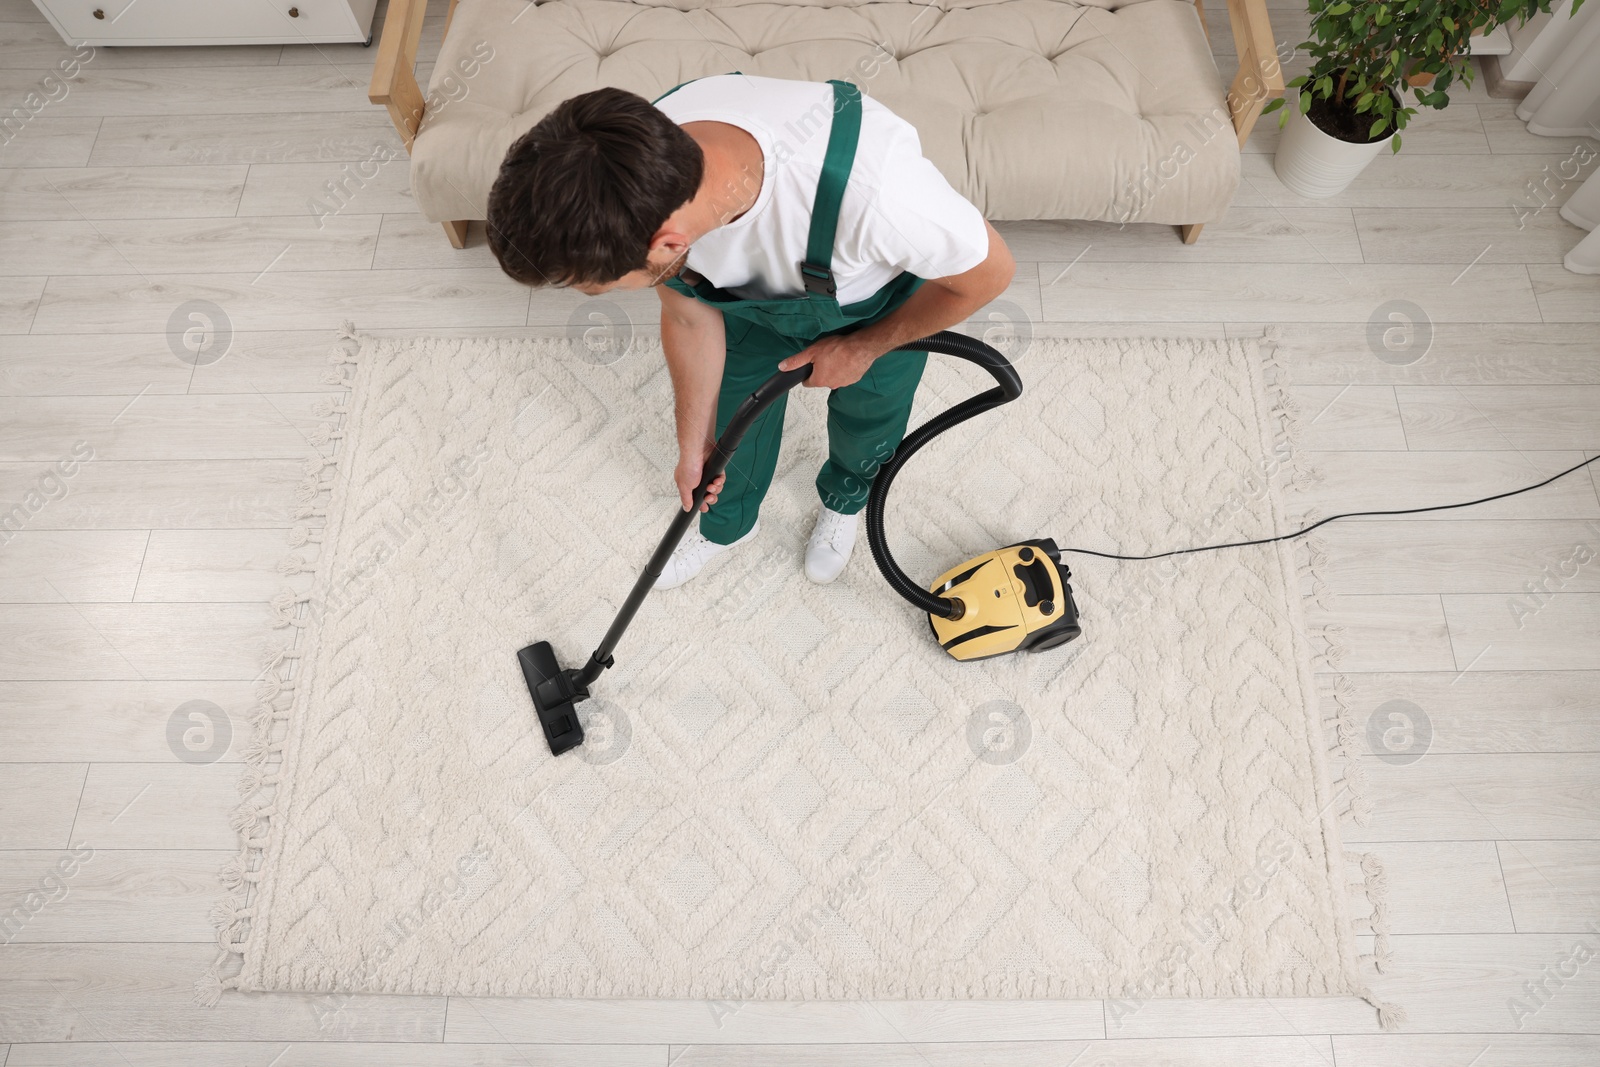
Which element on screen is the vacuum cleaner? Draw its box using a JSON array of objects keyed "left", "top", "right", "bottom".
[{"left": 517, "top": 330, "right": 1070, "bottom": 756}]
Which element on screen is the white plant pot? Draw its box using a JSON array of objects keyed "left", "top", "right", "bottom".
[{"left": 1273, "top": 103, "right": 1395, "bottom": 198}]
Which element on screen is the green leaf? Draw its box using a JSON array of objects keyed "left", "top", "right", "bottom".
[
  {"left": 1301, "top": 91, "right": 1313, "bottom": 114},
  {"left": 1328, "top": 2, "right": 1351, "bottom": 12},
  {"left": 1263, "top": 97, "right": 1286, "bottom": 114},
  {"left": 1370, "top": 116, "right": 1389, "bottom": 136},
  {"left": 1392, "top": 132, "right": 1402, "bottom": 153}
]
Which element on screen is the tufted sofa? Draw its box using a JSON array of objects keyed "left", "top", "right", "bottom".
[{"left": 370, "top": 0, "right": 1281, "bottom": 248}]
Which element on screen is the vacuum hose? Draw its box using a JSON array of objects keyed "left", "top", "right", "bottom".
[{"left": 864, "top": 331, "right": 1022, "bottom": 619}]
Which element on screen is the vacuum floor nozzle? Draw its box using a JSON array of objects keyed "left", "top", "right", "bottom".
[{"left": 517, "top": 640, "right": 586, "bottom": 755}]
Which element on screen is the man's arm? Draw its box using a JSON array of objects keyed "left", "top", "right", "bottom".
[
  {"left": 658, "top": 282, "right": 729, "bottom": 512},
  {"left": 777, "top": 220, "right": 1016, "bottom": 388}
]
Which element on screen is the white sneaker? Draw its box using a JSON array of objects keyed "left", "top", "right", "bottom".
[
  {"left": 654, "top": 521, "right": 759, "bottom": 590},
  {"left": 805, "top": 506, "right": 857, "bottom": 584}
]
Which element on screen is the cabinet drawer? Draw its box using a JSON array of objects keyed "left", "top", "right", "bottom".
[{"left": 34, "top": 0, "right": 368, "bottom": 44}]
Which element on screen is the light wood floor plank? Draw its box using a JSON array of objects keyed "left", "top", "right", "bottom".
[
  {"left": 1242, "top": 322, "right": 1600, "bottom": 386},
  {"left": 0, "top": 166, "right": 248, "bottom": 221},
  {"left": 374, "top": 213, "right": 496, "bottom": 270},
  {"left": 444, "top": 999, "right": 1106, "bottom": 1043},
  {"left": 134, "top": 529, "right": 301, "bottom": 603},
  {"left": 0, "top": 394, "right": 335, "bottom": 461},
  {"left": 1319, "top": 671, "right": 1600, "bottom": 755},
  {"left": 0, "top": 118, "right": 102, "bottom": 168},
  {"left": 1240, "top": 150, "right": 1594, "bottom": 209},
  {"left": 236, "top": 159, "right": 414, "bottom": 218},
  {"left": 0, "top": 943, "right": 447, "bottom": 1040},
  {"left": 0, "top": 849, "right": 227, "bottom": 942},
  {"left": 1529, "top": 264, "right": 1600, "bottom": 322},
  {"left": 1299, "top": 450, "right": 1600, "bottom": 522},
  {"left": 0, "top": 335, "right": 198, "bottom": 396},
  {"left": 277, "top": 11, "right": 452, "bottom": 71},
  {"left": 0, "top": 680, "right": 256, "bottom": 762},
  {"left": 184, "top": 330, "right": 363, "bottom": 394},
  {"left": 1, "top": 276, "right": 44, "bottom": 333},
  {"left": 1498, "top": 840, "right": 1600, "bottom": 931},
  {"left": 1315, "top": 520, "right": 1600, "bottom": 595},
  {"left": 32, "top": 270, "right": 530, "bottom": 333},
  {"left": 1482, "top": 107, "right": 1600, "bottom": 154},
  {"left": 1356, "top": 841, "right": 1515, "bottom": 934},
  {"left": 0, "top": 216, "right": 381, "bottom": 277},
  {"left": 0, "top": 765, "right": 86, "bottom": 849},
  {"left": 0, "top": 603, "right": 272, "bottom": 681},
  {"left": 1335, "top": 1033, "right": 1600, "bottom": 1067},
  {"left": 1355, "top": 933, "right": 1600, "bottom": 1034},
  {"left": 88, "top": 112, "right": 402, "bottom": 167},
  {"left": 1286, "top": 386, "right": 1407, "bottom": 451},
  {"left": 1346, "top": 754, "right": 1600, "bottom": 842},
  {"left": 0, "top": 22, "right": 284, "bottom": 68},
  {"left": 1104, "top": 994, "right": 1386, "bottom": 1039},
  {"left": 1395, "top": 385, "right": 1600, "bottom": 450},
  {"left": 4, "top": 1044, "right": 665, "bottom": 1066},
  {"left": 1305, "top": 594, "right": 1456, "bottom": 672},
  {"left": 0, "top": 530, "right": 146, "bottom": 603},
  {"left": 996, "top": 208, "right": 1364, "bottom": 263},
  {"left": 1009, "top": 321, "right": 1231, "bottom": 340},
  {"left": 1442, "top": 592, "right": 1600, "bottom": 671},
  {"left": 667, "top": 1036, "right": 1335, "bottom": 1066},
  {"left": 0, "top": 459, "right": 305, "bottom": 529},
  {"left": 1038, "top": 263, "right": 1540, "bottom": 323},
  {"left": 71, "top": 763, "right": 241, "bottom": 850},
  {"left": 0, "top": 0, "right": 49, "bottom": 19},
  {"left": 1354, "top": 207, "right": 1586, "bottom": 265},
  {"left": 0, "top": 68, "right": 369, "bottom": 117}
]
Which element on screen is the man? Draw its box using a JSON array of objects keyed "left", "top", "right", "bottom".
[{"left": 486, "top": 73, "right": 1014, "bottom": 588}]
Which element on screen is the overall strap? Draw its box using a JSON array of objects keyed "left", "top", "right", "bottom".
[
  {"left": 800, "top": 79, "right": 862, "bottom": 299},
  {"left": 651, "top": 70, "right": 745, "bottom": 105}
]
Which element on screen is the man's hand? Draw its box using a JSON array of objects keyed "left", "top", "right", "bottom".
[
  {"left": 675, "top": 442, "right": 726, "bottom": 513},
  {"left": 778, "top": 334, "right": 878, "bottom": 389}
]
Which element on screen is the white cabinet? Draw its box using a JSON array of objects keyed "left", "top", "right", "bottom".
[{"left": 32, "top": 0, "right": 379, "bottom": 46}]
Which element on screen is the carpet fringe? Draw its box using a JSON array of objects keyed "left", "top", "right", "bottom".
[
  {"left": 197, "top": 320, "right": 361, "bottom": 1007},
  {"left": 1265, "top": 331, "right": 1404, "bottom": 1031}
]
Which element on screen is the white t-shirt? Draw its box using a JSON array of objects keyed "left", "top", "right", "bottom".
[{"left": 654, "top": 74, "right": 989, "bottom": 306}]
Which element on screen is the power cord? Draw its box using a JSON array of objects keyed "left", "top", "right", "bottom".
[{"left": 1059, "top": 453, "right": 1600, "bottom": 563}]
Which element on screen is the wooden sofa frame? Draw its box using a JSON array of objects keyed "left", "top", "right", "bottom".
[{"left": 370, "top": 0, "right": 1280, "bottom": 248}]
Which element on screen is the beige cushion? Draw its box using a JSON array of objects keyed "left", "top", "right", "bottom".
[{"left": 414, "top": 0, "right": 1239, "bottom": 225}]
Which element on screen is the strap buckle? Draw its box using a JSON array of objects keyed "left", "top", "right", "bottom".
[{"left": 799, "top": 261, "right": 836, "bottom": 297}]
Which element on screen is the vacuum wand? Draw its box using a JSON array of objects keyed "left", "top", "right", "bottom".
[
  {"left": 517, "top": 362, "right": 813, "bottom": 755},
  {"left": 580, "top": 362, "right": 813, "bottom": 687}
]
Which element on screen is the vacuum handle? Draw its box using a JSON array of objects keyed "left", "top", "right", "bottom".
[
  {"left": 864, "top": 331, "right": 1024, "bottom": 620},
  {"left": 697, "top": 362, "right": 813, "bottom": 494}
]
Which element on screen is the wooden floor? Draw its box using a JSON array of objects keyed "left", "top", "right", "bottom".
[{"left": 2, "top": 0, "right": 1599, "bottom": 1063}]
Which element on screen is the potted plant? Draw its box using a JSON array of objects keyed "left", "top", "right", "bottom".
[{"left": 1268, "top": 0, "right": 1584, "bottom": 197}]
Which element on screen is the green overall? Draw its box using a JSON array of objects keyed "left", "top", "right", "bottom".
[{"left": 655, "top": 77, "right": 929, "bottom": 545}]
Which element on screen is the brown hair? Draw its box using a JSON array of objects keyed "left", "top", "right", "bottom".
[{"left": 486, "top": 87, "right": 703, "bottom": 288}]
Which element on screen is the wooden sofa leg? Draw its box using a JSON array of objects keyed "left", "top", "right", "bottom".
[
  {"left": 442, "top": 219, "right": 470, "bottom": 248},
  {"left": 1179, "top": 223, "right": 1205, "bottom": 244}
]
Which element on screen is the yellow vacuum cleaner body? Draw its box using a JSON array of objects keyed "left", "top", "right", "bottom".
[{"left": 928, "top": 538, "right": 1082, "bottom": 661}]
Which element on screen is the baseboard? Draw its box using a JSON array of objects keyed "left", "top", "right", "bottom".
[{"left": 1480, "top": 55, "right": 1537, "bottom": 100}]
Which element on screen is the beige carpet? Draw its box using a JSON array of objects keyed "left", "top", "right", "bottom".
[{"left": 200, "top": 328, "right": 1399, "bottom": 1026}]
